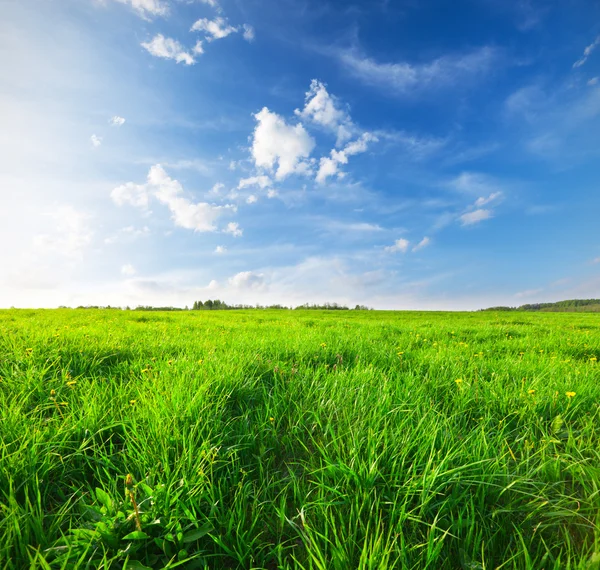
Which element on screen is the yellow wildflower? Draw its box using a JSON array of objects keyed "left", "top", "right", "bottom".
[
  {"left": 455, "top": 378, "right": 463, "bottom": 384},
  {"left": 130, "top": 399, "right": 137, "bottom": 406},
  {"left": 565, "top": 392, "right": 576, "bottom": 398},
  {"left": 320, "top": 343, "right": 327, "bottom": 348},
  {"left": 66, "top": 380, "right": 77, "bottom": 387},
  {"left": 269, "top": 417, "right": 274, "bottom": 422},
  {"left": 590, "top": 356, "right": 597, "bottom": 362}
]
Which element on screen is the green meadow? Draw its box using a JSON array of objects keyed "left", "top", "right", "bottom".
[{"left": 1, "top": 308, "right": 599, "bottom": 569}]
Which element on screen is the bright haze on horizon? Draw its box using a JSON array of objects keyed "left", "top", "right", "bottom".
[{"left": 0, "top": 0, "right": 599, "bottom": 310}]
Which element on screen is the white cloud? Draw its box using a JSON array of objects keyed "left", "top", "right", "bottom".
[
  {"left": 475, "top": 192, "right": 502, "bottom": 207},
  {"left": 238, "top": 175, "right": 271, "bottom": 189},
  {"left": 295, "top": 80, "right": 353, "bottom": 145},
  {"left": 214, "top": 245, "right": 227, "bottom": 254},
  {"left": 228, "top": 270, "right": 265, "bottom": 289},
  {"left": 573, "top": 36, "right": 600, "bottom": 68},
  {"left": 460, "top": 209, "right": 492, "bottom": 225},
  {"left": 198, "top": 0, "right": 220, "bottom": 9},
  {"left": 267, "top": 189, "right": 278, "bottom": 198},
  {"left": 111, "top": 165, "right": 235, "bottom": 232},
  {"left": 110, "top": 116, "right": 126, "bottom": 127},
  {"left": 121, "top": 263, "right": 136, "bottom": 276},
  {"left": 191, "top": 17, "right": 238, "bottom": 41},
  {"left": 141, "top": 35, "right": 195, "bottom": 65},
  {"left": 243, "top": 24, "right": 255, "bottom": 42},
  {"left": 193, "top": 40, "right": 204, "bottom": 55},
  {"left": 246, "top": 195, "right": 258, "bottom": 204},
  {"left": 90, "top": 134, "right": 102, "bottom": 148},
  {"left": 113, "top": 0, "right": 168, "bottom": 18},
  {"left": 451, "top": 172, "right": 503, "bottom": 196},
  {"left": 148, "top": 165, "right": 233, "bottom": 232},
  {"left": 412, "top": 237, "right": 431, "bottom": 251},
  {"left": 111, "top": 182, "right": 150, "bottom": 209},
  {"left": 384, "top": 238, "right": 410, "bottom": 253},
  {"left": 315, "top": 133, "right": 377, "bottom": 183},
  {"left": 251, "top": 107, "right": 315, "bottom": 180},
  {"left": 223, "top": 221, "right": 243, "bottom": 237},
  {"left": 338, "top": 46, "right": 496, "bottom": 94}
]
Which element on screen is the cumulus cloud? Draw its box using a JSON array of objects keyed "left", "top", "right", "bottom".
[
  {"left": 460, "top": 209, "right": 492, "bottom": 225},
  {"left": 412, "top": 237, "right": 431, "bottom": 251},
  {"left": 148, "top": 165, "right": 233, "bottom": 231},
  {"left": 573, "top": 36, "right": 600, "bottom": 68},
  {"left": 141, "top": 34, "right": 195, "bottom": 65},
  {"left": 251, "top": 107, "right": 315, "bottom": 180},
  {"left": 111, "top": 182, "right": 150, "bottom": 209},
  {"left": 90, "top": 134, "right": 102, "bottom": 148},
  {"left": 295, "top": 80, "right": 353, "bottom": 145},
  {"left": 246, "top": 195, "right": 258, "bottom": 204},
  {"left": 316, "top": 132, "right": 377, "bottom": 183},
  {"left": 267, "top": 189, "right": 278, "bottom": 198},
  {"left": 223, "top": 221, "right": 243, "bottom": 237},
  {"left": 214, "top": 245, "right": 227, "bottom": 254},
  {"left": 121, "top": 264, "right": 136, "bottom": 276},
  {"left": 238, "top": 175, "right": 272, "bottom": 189},
  {"left": 113, "top": 0, "right": 168, "bottom": 18},
  {"left": 228, "top": 270, "right": 265, "bottom": 289},
  {"left": 191, "top": 17, "right": 238, "bottom": 41},
  {"left": 384, "top": 238, "right": 410, "bottom": 253},
  {"left": 243, "top": 24, "right": 255, "bottom": 42},
  {"left": 110, "top": 116, "right": 126, "bottom": 127},
  {"left": 111, "top": 165, "right": 236, "bottom": 233},
  {"left": 338, "top": 46, "right": 496, "bottom": 94}
]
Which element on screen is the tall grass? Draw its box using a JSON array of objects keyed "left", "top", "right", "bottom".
[{"left": 1, "top": 309, "right": 599, "bottom": 569}]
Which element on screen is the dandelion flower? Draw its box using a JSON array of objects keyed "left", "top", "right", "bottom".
[
  {"left": 269, "top": 417, "right": 274, "bottom": 422},
  {"left": 455, "top": 378, "right": 463, "bottom": 384},
  {"left": 528, "top": 389, "right": 536, "bottom": 395},
  {"left": 590, "top": 356, "right": 597, "bottom": 362},
  {"left": 565, "top": 391, "right": 576, "bottom": 398}
]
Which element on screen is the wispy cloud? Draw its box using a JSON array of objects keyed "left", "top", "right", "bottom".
[
  {"left": 384, "top": 238, "right": 410, "bottom": 253},
  {"left": 460, "top": 209, "right": 493, "bottom": 225},
  {"left": 141, "top": 35, "right": 195, "bottom": 65},
  {"left": 336, "top": 46, "right": 497, "bottom": 94},
  {"left": 113, "top": 0, "right": 168, "bottom": 19},
  {"left": 573, "top": 36, "right": 600, "bottom": 68},
  {"left": 191, "top": 17, "right": 238, "bottom": 41}
]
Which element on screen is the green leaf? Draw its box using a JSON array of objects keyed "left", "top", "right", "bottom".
[
  {"left": 122, "top": 531, "right": 151, "bottom": 540},
  {"left": 95, "top": 488, "right": 113, "bottom": 510},
  {"left": 182, "top": 523, "right": 213, "bottom": 543}
]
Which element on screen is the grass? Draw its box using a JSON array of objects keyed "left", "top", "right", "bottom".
[{"left": 1, "top": 308, "right": 599, "bottom": 569}]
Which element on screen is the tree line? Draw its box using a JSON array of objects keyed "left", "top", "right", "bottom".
[{"left": 482, "top": 299, "right": 600, "bottom": 312}]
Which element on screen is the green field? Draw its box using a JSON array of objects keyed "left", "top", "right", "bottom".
[{"left": 1, "top": 309, "right": 599, "bottom": 569}]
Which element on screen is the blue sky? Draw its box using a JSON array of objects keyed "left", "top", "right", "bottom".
[{"left": 1, "top": 0, "right": 599, "bottom": 309}]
